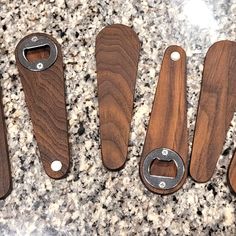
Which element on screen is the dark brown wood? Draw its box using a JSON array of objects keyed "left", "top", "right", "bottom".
[
  {"left": 15, "top": 33, "right": 70, "bottom": 179},
  {"left": 228, "top": 153, "right": 236, "bottom": 193},
  {"left": 190, "top": 40, "right": 236, "bottom": 183},
  {"left": 139, "top": 46, "right": 188, "bottom": 194},
  {"left": 0, "top": 85, "right": 11, "bottom": 198},
  {"left": 95, "top": 24, "right": 140, "bottom": 170}
]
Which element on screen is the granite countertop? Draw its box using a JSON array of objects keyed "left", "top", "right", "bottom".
[{"left": 0, "top": 0, "right": 236, "bottom": 235}]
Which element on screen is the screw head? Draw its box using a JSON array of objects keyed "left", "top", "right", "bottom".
[
  {"left": 51, "top": 160, "right": 62, "bottom": 172},
  {"left": 162, "top": 149, "right": 168, "bottom": 156},
  {"left": 159, "top": 181, "right": 166, "bottom": 189},
  {"left": 36, "top": 62, "right": 43, "bottom": 70},
  {"left": 31, "top": 36, "right": 38, "bottom": 42},
  {"left": 171, "top": 51, "right": 181, "bottom": 61}
]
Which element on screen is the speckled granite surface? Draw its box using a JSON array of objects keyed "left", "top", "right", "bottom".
[{"left": 0, "top": 0, "right": 236, "bottom": 235}]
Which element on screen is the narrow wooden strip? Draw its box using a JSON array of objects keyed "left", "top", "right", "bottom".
[
  {"left": 96, "top": 24, "right": 140, "bottom": 170},
  {"left": 15, "top": 33, "right": 70, "bottom": 179},
  {"left": 0, "top": 85, "right": 11, "bottom": 198},
  {"left": 228, "top": 152, "right": 236, "bottom": 194},
  {"left": 190, "top": 40, "right": 236, "bottom": 183},
  {"left": 140, "top": 46, "right": 188, "bottom": 194}
]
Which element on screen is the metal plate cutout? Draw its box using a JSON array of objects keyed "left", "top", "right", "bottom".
[
  {"left": 17, "top": 34, "right": 58, "bottom": 72},
  {"left": 143, "top": 148, "right": 185, "bottom": 190}
]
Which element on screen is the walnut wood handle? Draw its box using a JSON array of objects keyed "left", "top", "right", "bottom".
[
  {"left": 190, "top": 40, "right": 236, "bottom": 183},
  {"left": 228, "top": 152, "right": 236, "bottom": 194},
  {"left": 139, "top": 46, "right": 188, "bottom": 195},
  {"left": 0, "top": 86, "right": 11, "bottom": 198},
  {"left": 96, "top": 24, "right": 140, "bottom": 170},
  {"left": 15, "top": 33, "right": 70, "bottom": 179}
]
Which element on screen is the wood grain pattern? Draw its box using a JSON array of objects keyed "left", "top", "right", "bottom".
[
  {"left": 139, "top": 46, "right": 188, "bottom": 194},
  {"left": 228, "top": 152, "right": 236, "bottom": 193},
  {"left": 0, "top": 85, "right": 11, "bottom": 198},
  {"left": 15, "top": 33, "right": 70, "bottom": 179},
  {"left": 190, "top": 40, "right": 236, "bottom": 183},
  {"left": 95, "top": 24, "right": 140, "bottom": 170}
]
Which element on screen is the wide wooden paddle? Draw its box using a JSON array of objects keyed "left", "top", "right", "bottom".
[
  {"left": 190, "top": 40, "right": 236, "bottom": 184},
  {"left": 96, "top": 24, "right": 140, "bottom": 170},
  {"left": 15, "top": 33, "right": 70, "bottom": 179},
  {"left": 139, "top": 46, "right": 188, "bottom": 195},
  {"left": 0, "top": 85, "right": 11, "bottom": 198}
]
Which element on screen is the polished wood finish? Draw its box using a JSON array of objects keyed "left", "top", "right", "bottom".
[
  {"left": 190, "top": 40, "right": 236, "bottom": 183},
  {"left": 228, "top": 153, "right": 236, "bottom": 193},
  {"left": 139, "top": 46, "right": 188, "bottom": 194},
  {"left": 96, "top": 24, "right": 140, "bottom": 170},
  {"left": 0, "top": 86, "right": 11, "bottom": 198},
  {"left": 15, "top": 33, "right": 70, "bottom": 179}
]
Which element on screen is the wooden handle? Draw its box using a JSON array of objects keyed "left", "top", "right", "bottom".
[
  {"left": 15, "top": 33, "right": 70, "bottom": 179},
  {"left": 190, "top": 40, "right": 236, "bottom": 183},
  {"left": 0, "top": 85, "right": 11, "bottom": 198},
  {"left": 96, "top": 24, "right": 140, "bottom": 170},
  {"left": 139, "top": 46, "right": 188, "bottom": 194},
  {"left": 228, "top": 152, "right": 236, "bottom": 193}
]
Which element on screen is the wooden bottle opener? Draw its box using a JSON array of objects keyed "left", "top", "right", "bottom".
[
  {"left": 139, "top": 46, "right": 188, "bottom": 194},
  {"left": 0, "top": 85, "right": 11, "bottom": 198},
  {"left": 95, "top": 24, "right": 140, "bottom": 170},
  {"left": 190, "top": 40, "right": 236, "bottom": 193},
  {"left": 15, "top": 33, "right": 70, "bottom": 179}
]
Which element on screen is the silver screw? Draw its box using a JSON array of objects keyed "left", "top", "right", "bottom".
[
  {"left": 36, "top": 62, "right": 43, "bottom": 70},
  {"left": 51, "top": 160, "right": 62, "bottom": 172},
  {"left": 171, "top": 51, "right": 181, "bottom": 61},
  {"left": 31, "top": 36, "right": 38, "bottom": 42},
  {"left": 159, "top": 181, "right": 166, "bottom": 189},
  {"left": 162, "top": 149, "right": 168, "bottom": 156}
]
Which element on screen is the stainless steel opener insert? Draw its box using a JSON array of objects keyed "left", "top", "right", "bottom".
[
  {"left": 16, "top": 34, "right": 58, "bottom": 72},
  {"left": 143, "top": 148, "right": 185, "bottom": 190}
]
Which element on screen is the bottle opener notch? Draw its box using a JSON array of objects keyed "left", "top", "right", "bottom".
[
  {"left": 16, "top": 34, "right": 58, "bottom": 72},
  {"left": 143, "top": 148, "right": 185, "bottom": 190}
]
